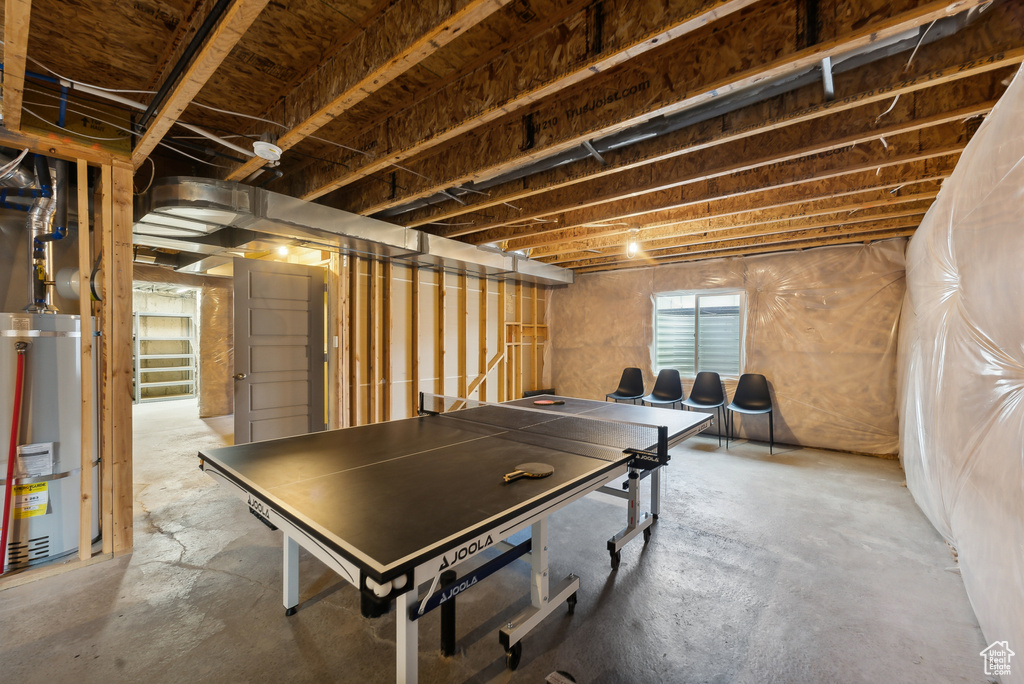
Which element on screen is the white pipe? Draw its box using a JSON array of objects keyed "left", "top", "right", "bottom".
[{"left": 70, "top": 82, "right": 255, "bottom": 158}]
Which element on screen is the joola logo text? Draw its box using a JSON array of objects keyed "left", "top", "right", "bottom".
[{"left": 439, "top": 534, "right": 493, "bottom": 569}]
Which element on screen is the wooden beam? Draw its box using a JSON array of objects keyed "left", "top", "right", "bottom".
[
  {"left": 466, "top": 348, "right": 504, "bottom": 399},
  {"left": 132, "top": 0, "right": 270, "bottom": 169},
  {"left": 98, "top": 164, "right": 134, "bottom": 555},
  {"left": 330, "top": 253, "right": 346, "bottom": 429},
  {"left": 494, "top": 138, "right": 966, "bottom": 252},
  {"left": 368, "top": 259, "right": 380, "bottom": 423},
  {"left": 547, "top": 199, "right": 935, "bottom": 264},
  {"left": 443, "top": 92, "right": 995, "bottom": 239},
  {"left": 382, "top": 261, "right": 392, "bottom": 422},
  {"left": 405, "top": 52, "right": 1017, "bottom": 231},
  {"left": 458, "top": 274, "right": 467, "bottom": 400},
  {"left": 497, "top": 279, "right": 507, "bottom": 402},
  {"left": 514, "top": 282, "right": 523, "bottom": 400},
  {"left": 520, "top": 172, "right": 948, "bottom": 252},
  {"left": 436, "top": 270, "right": 447, "bottom": 396},
  {"left": 537, "top": 189, "right": 939, "bottom": 259},
  {"left": 531, "top": 285, "right": 539, "bottom": 391},
  {"left": 410, "top": 265, "right": 420, "bottom": 417},
  {"left": 478, "top": 278, "right": 487, "bottom": 401},
  {"left": 300, "top": 0, "right": 759, "bottom": 200},
  {"left": 577, "top": 227, "right": 917, "bottom": 273},
  {"left": 2, "top": 0, "right": 31, "bottom": 131},
  {"left": 561, "top": 212, "right": 928, "bottom": 268},
  {"left": 349, "top": 257, "right": 363, "bottom": 426},
  {"left": 76, "top": 159, "right": 94, "bottom": 561},
  {"left": 225, "top": 0, "right": 515, "bottom": 182},
  {"left": 318, "top": 0, "right": 990, "bottom": 209}
]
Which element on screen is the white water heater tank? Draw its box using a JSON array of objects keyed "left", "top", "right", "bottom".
[{"left": 0, "top": 313, "right": 100, "bottom": 568}]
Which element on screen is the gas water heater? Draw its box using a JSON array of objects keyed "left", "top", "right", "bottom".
[{"left": 1, "top": 312, "right": 100, "bottom": 568}]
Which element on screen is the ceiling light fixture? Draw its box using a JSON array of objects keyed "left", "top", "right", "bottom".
[
  {"left": 626, "top": 228, "right": 640, "bottom": 258},
  {"left": 276, "top": 245, "right": 288, "bottom": 256}
]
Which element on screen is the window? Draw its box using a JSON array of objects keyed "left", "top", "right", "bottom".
[{"left": 655, "top": 291, "right": 743, "bottom": 376}]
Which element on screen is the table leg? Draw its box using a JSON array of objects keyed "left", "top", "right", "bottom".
[
  {"left": 284, "top": 534, "right": 299, "bottom": 616},
  {"left": 530, "top": 519, "right": 549, "bottom": 607},
  {"left": 651, "top": 466, "right": 662, "bottom": 518},
  {"left": 397, "top": 589, "right": 418, "bottom": 684}
]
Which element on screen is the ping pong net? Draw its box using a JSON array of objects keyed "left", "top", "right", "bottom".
[{"left": 419, "top": 393, "right": 670, "bottom": 466}]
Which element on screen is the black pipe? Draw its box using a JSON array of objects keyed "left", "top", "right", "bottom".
[{"left": 135, "top": 0, "right": 233, "bottom": 133}]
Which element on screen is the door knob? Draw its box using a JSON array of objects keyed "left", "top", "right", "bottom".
[{"left": 233, "top": 373, "right": 247, "bottom": 380}]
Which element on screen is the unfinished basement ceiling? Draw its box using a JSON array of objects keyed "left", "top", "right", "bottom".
[{"left": 1, "top": 0, "right": 1021, "bottom": 273}]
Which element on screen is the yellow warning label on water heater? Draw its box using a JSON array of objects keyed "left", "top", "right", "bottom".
[{"left": 13, "top": 482, "right": 48, "bottom": 518}]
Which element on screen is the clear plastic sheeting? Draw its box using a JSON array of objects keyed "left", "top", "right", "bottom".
[
  {"left": 198, "top": 284, "right": 232, "bottom": 418},
  {"left": 549, "top": 239, "right": 906, "bottom": 455},
  {"left": 899, "top": 63, "right": 1024, "bottom": 670}
]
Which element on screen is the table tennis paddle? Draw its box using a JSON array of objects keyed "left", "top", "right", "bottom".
[
  {"left": 533, "top": 399, "right": 565, "bottom": 405},
  {"left": 503, "top": 462, "right": 554, "bottom": 483}
]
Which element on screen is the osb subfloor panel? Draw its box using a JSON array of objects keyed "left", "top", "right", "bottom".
[{"left": 0, "top": 400, "right": 988, "bottom": 683}]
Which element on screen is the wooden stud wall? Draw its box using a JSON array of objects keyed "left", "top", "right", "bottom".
[{"left": 335, "top": 258, "right": 548, "bottom": 425}]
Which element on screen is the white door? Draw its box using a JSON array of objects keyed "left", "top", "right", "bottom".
[{"left": 233, "top": 259, "right": 326, "bottom": 444}]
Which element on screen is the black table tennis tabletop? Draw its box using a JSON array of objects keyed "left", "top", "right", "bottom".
[
  {"left": 199, "top": 394, "right": 712, "bottom": 684},
  {"left": 200, "top": 395, "right": 708, "bottom": 580}
]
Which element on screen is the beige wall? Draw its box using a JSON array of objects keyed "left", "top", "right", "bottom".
[{"left": 549, "top": 239, "right": 907, "bottom": 455}]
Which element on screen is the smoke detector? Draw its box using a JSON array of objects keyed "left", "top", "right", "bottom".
[{"left": 253, "top": 140, "right": 283, "bottom": 161}]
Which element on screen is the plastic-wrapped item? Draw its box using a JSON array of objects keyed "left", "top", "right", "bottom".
[
  {"left": 899, "top": 64, "right": 1024, "bottom": 667},
  {"left": 549, "top": 239, "right": 905, "bottom": 455},
  {"left": 198, "top": 284, "right": 232, "bottom": 418}
]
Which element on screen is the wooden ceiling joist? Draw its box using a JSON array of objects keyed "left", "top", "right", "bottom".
[
  {"left": 390, "top": 4, "right": 1024, "bottom": 229},
  {"left": 2, "top": 0, "right": 32, "bottom": 132},
  {"left": 319, "top": 0, "right": 991, "bottom": 215},
  {"left": 575, "top": 226, "right": 919, "bottom": 274},
  {"left": 131, "top": 0, "right": 270, "bottom": 169},
  {"left": 502, "top": 152, "right": 958, "bottom": 252},
  {"left": 223, "top": 0, "right": 517, "bottom": 182},
  {"left": 295, "top": 0, "right": 762, "bottom": 201},
  {"left": 478, "top": 125, "right": 966, "bottom": 251},
  {"left": 552, "top": 208, "right": 931, "bottom": 268},
  {"left": 430, "top": 86, "right": 996, "bottom": 239},
  {"left": 544, "top": 198, "right": 936, "bottom": 265},
  {"left": 530, "top": 186, "right": 942, "bottom": 259}
]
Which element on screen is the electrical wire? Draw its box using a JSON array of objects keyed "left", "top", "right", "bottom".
[{"left": 135, "top": 157, "right": 156, "bottom": 195}]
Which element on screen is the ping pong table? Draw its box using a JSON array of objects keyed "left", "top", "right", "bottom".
[{"left": 199, "top": 393, "right": 711, "bottom": 683}]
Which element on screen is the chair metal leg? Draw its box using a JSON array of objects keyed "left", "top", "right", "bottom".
[{"left": 769, "top": 411, "right": 774, "bottom": 454}]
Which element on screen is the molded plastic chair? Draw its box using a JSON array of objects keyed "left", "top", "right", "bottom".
[
  {"left": 605, "top": 367, "right": 645, "bottom": 404},
  {"left": 726, "top": 373, "right": 774, "bottom": 453},
  {"left": 681, "top": 371, "right": 727, "bottom": 446},
  {"left": 641, "top": 368, "right": 684, "bottom": 409}
]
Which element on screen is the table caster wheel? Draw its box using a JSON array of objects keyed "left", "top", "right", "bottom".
[
  {"left": 505, "top": 641, "right": 522, "bottom": 670},
  {"left": 567, "top": 592, "right": 577, "bottom": 614},
  {"left": 643, "top": 526, "right": 652, "bottom": 543},
  {"left": 610, "top": 549, "right": 621, "bottom": 570}
]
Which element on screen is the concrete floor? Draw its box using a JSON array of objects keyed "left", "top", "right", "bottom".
[{"left": 0, "top": 400, "right": 990, "bottom": 683}]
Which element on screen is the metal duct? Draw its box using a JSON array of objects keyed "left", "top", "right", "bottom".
[{"left": 133, "top": 177, "right": 573, "bottom": 285}]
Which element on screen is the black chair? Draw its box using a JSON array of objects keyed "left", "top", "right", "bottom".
[
  {"left": 681, "top": 371, "right": 727, "bottom": 446},
  {"left": 726, "top": 373, "right": 774, "bottom": 453},
  {"left": 641, "top": 368, "right": 684, "bottom": 409},
  {"left": 606, "top": 367, "right": 645, "bottom": 404}
]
